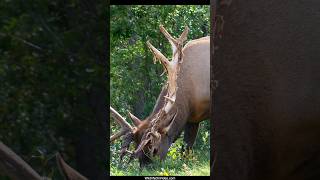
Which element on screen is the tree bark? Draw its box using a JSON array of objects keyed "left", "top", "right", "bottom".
[
  {"left": 213, "top": 1, "right": 320, "bottom": 180},
  {"left": 74, "top": 86, "right": 107, "bottom": 180}
]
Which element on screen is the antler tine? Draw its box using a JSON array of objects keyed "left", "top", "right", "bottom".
[
  {"left": 162, "top": 109, "right": 179, "bottom": 134},
  {"left": 110, "top": 106, "right": 133, "bottom": 130},
  {"left": 178, "top": 25, "right": 189, "bottom": 43},
  {"left": 146, "top": 41, "right": 170, "bottom": 68},
  {"left": 159, "top": 25, "right": 178, "bottom": 46},
  {"left": 110, "top": 106, "right": 133, "bottom": 142},
  {"left": 134, "top": 138, "right": 151, "bottom": 155},
  {"left": 127, "top": 111, "right": 142, "bottom": 126},
  {"left": 160, "top": 25, "right": 189, "bottom": 46},
  {"left": 164, "top": 95, "right": 175, "bottom": 103}
]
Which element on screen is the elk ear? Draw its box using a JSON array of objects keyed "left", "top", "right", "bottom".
[{"left": 127, "top": 111, "right": 142, "bottom": 126}]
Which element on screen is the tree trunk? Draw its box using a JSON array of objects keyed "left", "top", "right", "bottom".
[
  {"left": 75, "top": 86, "right": 107, "bottom": 180},
  {"left": 212, "top": 1, "right": 320, "bottom": 180},
  {"left": 71, "top": 1, "right": 108, "bottom": 179}
]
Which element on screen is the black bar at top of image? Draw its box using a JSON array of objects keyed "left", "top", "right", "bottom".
[{"left": 110, "top": 0, "right": 210, "bottom": 5}]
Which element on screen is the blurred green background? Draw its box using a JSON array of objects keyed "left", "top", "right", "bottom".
[
  {"left": 0, "top": 0, "right": 107, "bottom": 179},
  {"left": 110, "top": 5, "right": 210, "bottom": 176}
]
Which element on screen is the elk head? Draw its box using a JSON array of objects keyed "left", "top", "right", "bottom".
[
  {"left": 110, "top": 105, "right": 177, "bottom": 167},
  {"left": 110, "top": 106, "right": 152, "bottom": 167},
  {"left": 110, "top": 25, "right": 189, "bottom": 167},
  {"left": 134, "top": 108, "right": 178, "bottom": 161}
]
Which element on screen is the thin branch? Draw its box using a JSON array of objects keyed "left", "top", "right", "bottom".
[{"left": 0, "top": 32, "right": 44, "bottom": 51}]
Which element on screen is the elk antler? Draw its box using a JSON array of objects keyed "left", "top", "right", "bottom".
[
  {"left": 159, "top": 25, "right": 189, "bottom": 57},
  {"left": 134, "top": 138, "right": 152, "bottom": 156},
  {"left": 0, "top": 141, "right": 88, "bottom": 180},
  {"left": 158, "top": 25, "right": 188, "bottom": 114},
  {"left": 146, "top": 25, "right": 189, "bottom": 114},
  {"left": 160, "top": 25, "right": 189, "bottom": 64},
  {"left": 0, "top": 141, "right": 42, "bottom": 180},
  {"left": 134, "top": 26, "right": 189, "bottom": 161},
  {"left": 110, "top": 106, "right": 134, "bottom": 142},
  {"left": 110, "top": 107, "right": 138, "bottom": 163},
  {"left": 127, "top": 111, "right": 142, "bottom": 126},
  {"left": 56, "top": 153, "right": 88, "bottom": 180},
  {"left": 161, "top": 109, "right": 178, "bottom": 134}
]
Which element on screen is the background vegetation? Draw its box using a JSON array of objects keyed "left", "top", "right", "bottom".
[
  {"left": 0, "top": 0, "right": 107, "bottom": 179},
  {"left": 110, "top": 5, "right": 210, "bottom": 176}
]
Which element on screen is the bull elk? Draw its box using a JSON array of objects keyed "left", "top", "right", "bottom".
[{"left": 111, "top": 25, "right": 210, "bottom": 167}]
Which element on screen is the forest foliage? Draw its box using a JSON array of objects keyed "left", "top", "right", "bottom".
[
  {"left": 110, "top": 5, "right": 210, "bottom": 176},
  {"left": 0, "top": 1, "right": 107, "bottom": 179}
]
